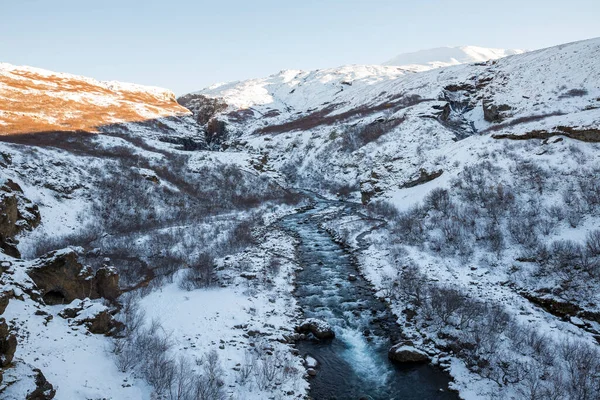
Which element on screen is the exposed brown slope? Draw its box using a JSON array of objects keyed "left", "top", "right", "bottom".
[{"left": 0, "top": 64, "right": 190, "bottom": 135}]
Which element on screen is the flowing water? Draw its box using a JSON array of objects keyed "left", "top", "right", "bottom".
[{"left": 281, "top": 201, "right": 458, "bottom": 400}]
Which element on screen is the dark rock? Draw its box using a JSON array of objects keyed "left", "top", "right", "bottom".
[
  {"left": 400, "top": 169, "right": 444, "bottom": 189},
  {"left": 483, "top": 99, "right": 511, "bottom": 122},
  {"left": 0, "top": 318, "right": 17, "bottom": 367},
  {"left": 94, "top": 267, "right": 121, "bottom": 301},
  {"left": 444, "top": 83, "right": 476, "bottom": 93},
  {"left": 402, "top": 308, "right": 417, "bottom": 322},
  {"left": 438, "top": 103, "right": 451, "bottom": 121},
  {"left": 388, "top": 343, "right": 430, "bottom": 364},
  {"left": 1, "top": 239, "right": 21, "bottom": 259},
  {"left": 27, "top": 249, "right": 121, "bottom": 305},
  {"left": 493, "top": 126, "right": 600, "bottom": 143},
  {"left": 240, "top": 272, "right": 257, "bottom": 280},
  {"left": 82, "top": 310, "right": 122, "bottom": 335},
  {"left": 0, "top": 180, "right": 41, "bottom": 257},
  {"left": 296, "top": 318, "right": 335, "bottom": 340},
  {"left": 177, "top": 94, "right": 228, "bottom": 125},
  {"left": 348, "top": 274, "right": 357, "bottom": 281},
  {"left": 0, "top": 290, "right": 13, "bottom": 315},
  {"left": 26, "top": 368, "right": 56, "bottom": 400},
  {"left": 58, "top": 305, "right": 83, "bottom": 319}
]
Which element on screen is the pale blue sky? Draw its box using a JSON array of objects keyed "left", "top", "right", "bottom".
[{"left": 2, "top": 0, "right": 599, "bottom": 94}]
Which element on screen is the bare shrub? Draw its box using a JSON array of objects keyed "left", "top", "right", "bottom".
[
  {"left": 179, "top": 253, "right": 216, "bottom": 291},
  {"left": 236, "top": 350, "right": 256, "bottom": 385},
  {"left": 366, "top": 200, "right": 399, "bottom": 221},
  {"left": 398, "top": 264, "right": 428, "bottom": 306},
  {"left": 391, "top": 206, "right": 424, "bottom": 244},
  {"left": 586, "top": 230, "right": 600, "bottom": 257},
  {"left": 339, "top": 119, "right": 403, "bottom": 152},
  {"left": 193, "top": 350, "right": 226, "bottom": 400},
  {"left": 560, "top": 340, "right": 600, "bottom": 400},
  {"left": 559, "top": 88, "right": 589, "bottom": 98},
  {"left": 425, "top": 188, "right": 452, "bottom": 213}
]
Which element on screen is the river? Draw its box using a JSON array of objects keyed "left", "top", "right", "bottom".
[{"left": 280, "top": 201, "right": 458, "bottom": 400}]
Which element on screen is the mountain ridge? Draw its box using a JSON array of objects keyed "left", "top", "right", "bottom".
[
  {"left": 0, "top": 62, "right": 190, "bottom": 135},
  {"left": 1, "top": 37, "right": 600, "bottom": 400},
  {"left": 383, "top": 45, "right": 526, "bottom": 69}
]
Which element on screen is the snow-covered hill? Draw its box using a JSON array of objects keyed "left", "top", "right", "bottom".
[
  {"left": 383, "top": 45, "right": 525, "bottom": 70},
  {"left": 179, "top": 37, "right": 600, "bottom": 399},
  {"left": 182, "top": 37, "right": 599, "bottom": 199},
  {"left": 1, "top": 36, "right": 600, "bottom": 400},
  {"left": 0, "top": 64, "right": 307, "bottom": 399}
]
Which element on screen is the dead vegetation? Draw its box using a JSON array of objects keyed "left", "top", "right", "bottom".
[
  {"left": 492, "top": 126, "right": 600, "bottom": 142},
  {"left": 255, "top": 94, "right": 428, "bottom": 134}
]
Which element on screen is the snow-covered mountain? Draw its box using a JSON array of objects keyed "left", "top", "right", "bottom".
[
  {"left": 383, "top": 45, "right": 526, "bottom": 70},
  {"left": 0, "top": 64, "right": 306, "bottom": 399},
  {"left": 182, "top": 38, "right": 597, "bottom": 170},
  {"left": 178, "top": 37, "right": 600, "bottom": 398},
  {"left": 1, "top": 37, "right": 600, "bottom": 400}
]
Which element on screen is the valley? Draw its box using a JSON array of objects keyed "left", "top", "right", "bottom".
[{"left": 0, "top": 37, "right": 599, "bottom": 400}]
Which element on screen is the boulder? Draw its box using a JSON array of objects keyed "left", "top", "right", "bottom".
[
  {"left": 27, "top": 249, "right": 121, "bottom": 305},
  {"left": 80, "top": 310, "right": 122, "bottom": 335},
  {"left": 304, "top": 355, "right": 318, "bottom": 369},
  {"left": 58, "top": 300, "right": 122, "bottom": 335},
  {"left": 0, "top": 180, "right": 41, "bottom": 258},
  {"left": 58, "top": 304, "right": 83, "bottom": 319},
  {"left": 296, "top": 318, "right": 335, "bottom": 340},
  {"left": 388, "top": 343, "right": 430, "bottom": 364}
]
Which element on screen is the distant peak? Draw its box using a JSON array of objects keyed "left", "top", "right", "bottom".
[{"left": 383, "top": 46, "right": 526, "bottom": 69}]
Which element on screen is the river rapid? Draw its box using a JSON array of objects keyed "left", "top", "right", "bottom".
[{"left": 280, "top": 201, "right": 458, "bottom": 400}]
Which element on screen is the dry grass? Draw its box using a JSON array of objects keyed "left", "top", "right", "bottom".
[{"left": 0, "top": 68, "right": 190, "bottom": 135}]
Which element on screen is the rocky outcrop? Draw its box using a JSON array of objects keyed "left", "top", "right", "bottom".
[
  {"left": 0, "top": 361, "right": 56, "bottom": 399},
  {"left": 25, "top": 368, "right": 56, "bottom": 400},
  {"left": 178, "top": 94, "right": 228, "bottom": 125},
  {"left": 360, "top": 181, "right": 383, "bottom": 205},
  {"left": 296, "top": 318, "right": 335, "bottom": 340},
  {"left": 76, "top": 309, "right": 122, "bottom": 335},
  {"left": 483, "top": 99, "right": 512, "bottom": 122},
  {"left": 0, "top": 179, "right": 41, "bottom": 258},
  {"left": 388, "top": 343, "right": 430, "bottom": 364},
  {"left": 27, "top": 249, "right": 121, "bottom": 305},
  {"left": 83, "top": 310, "right": 120, "bottom": 335},
  {"left": 58, "top": 300, "right": 122, "bottom": 335},
  {"left": 93, "top": 266, "right": 121, "bottom": 301},
  {"left": 360, "top": 169, "right": 387, "bottom": 204},
  {"left": 0, "top": 318, "right": 17, "bottom": 368},
  {"left": 493, "top": 126, "right": 600, "bottom": 143},
  {"left": 177, "top": 94, "right": 229, "bottom": 145},
  {"left": 0, "top": 290, "right": 12, "bottom": 315},
  {"left": 400, "top": 169, "right": 444, "bottom": 189}
]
